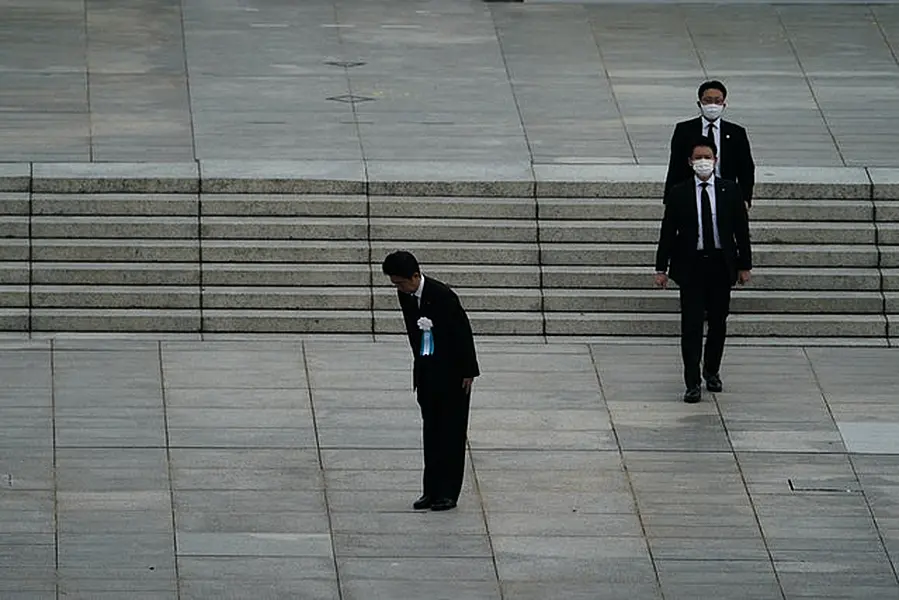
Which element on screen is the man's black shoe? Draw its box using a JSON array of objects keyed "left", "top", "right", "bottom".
[
  {"left": 705, "top": 374, "right": 723, "bottom": 392},
  {"left": 683, "top": 386, "right": 702, "bottom": 403},
  {"left": 413, "top": 495, "right": 432, "bottom": 510},
  {"left": 430, "top": 498, "right": 457, "bottom": 511}
]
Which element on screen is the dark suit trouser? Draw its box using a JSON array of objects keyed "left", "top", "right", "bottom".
[
  {"left": 678, "top": 252, "right": 732, "bottom": 389},
  {"left": 417, "top": 378, "right": 471, "bottom": 502}
]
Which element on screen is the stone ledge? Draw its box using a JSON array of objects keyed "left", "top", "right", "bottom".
[
  {"left": 32, "top": 163, "right": 199, "bottom": 193},
  {"left": 200, "top": 160, "right": 365, "bottom": 194},
  {"left": 366, "top": 161, "right": 534, "bottom": 197},
  {"left": 0, "top": 164, "right": 30, "bottom": 192},
  {"left": 2, "top": 162, "right": 898, "bottom": 199}
]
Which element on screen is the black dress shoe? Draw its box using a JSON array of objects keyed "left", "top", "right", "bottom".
[
  {"left": 705, "top": 374, "right": 723, "bottom": 392},
  {"left": 430, "top": 498, "right": 457, "bottom": 511},
  {"left": 412, "top": 495, "right": 432, "bottom": 510},
  {"left": 683, "top": 386, "right": 701, "bottom": 403}
]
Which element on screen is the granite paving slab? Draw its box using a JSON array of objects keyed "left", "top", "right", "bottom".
[{"left": 3, "top": 338, "right": 899, "bottom": 597}]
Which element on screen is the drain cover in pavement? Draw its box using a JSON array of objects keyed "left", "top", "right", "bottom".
[
  {"left": 325, "top": 60, "right": 366, "bottom": 68},
  {"left": 327, "top": 94, "right": 375, "bottom": 104}
]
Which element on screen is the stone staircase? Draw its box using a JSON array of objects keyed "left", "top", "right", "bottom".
[{"left": 0, "top": 166, "right": 896, "bottom": 344}]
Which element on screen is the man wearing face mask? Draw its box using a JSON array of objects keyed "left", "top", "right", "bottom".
[
  {"left": 655, "top": 138, "right": 752, "bottom": 403},
  {"left": 664, "top": 80, "right": 755, "bottom": 210}
]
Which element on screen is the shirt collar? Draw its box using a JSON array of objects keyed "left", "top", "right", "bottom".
[
  {"left": 695, "top": 175, "right": 716, "bottom": 187},
  {"left": 413, "top": 275, "right": 425, "bottom": 299},
  {"left": 702, "top": 116, "right": 720, "bottom": 129}
]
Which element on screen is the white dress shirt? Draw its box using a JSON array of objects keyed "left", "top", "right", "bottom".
[
  {"left": 412, "top": 276, "right": 425, "bottom": 307},
  {"left": 695, "top": 175, "right": 721, "bottom": 250},
  {"left": 702, "top": 117, "right": 722, "bottom": 176}
]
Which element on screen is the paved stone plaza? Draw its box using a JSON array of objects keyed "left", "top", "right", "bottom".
[
  {"left": 2, "top": 0, "right": 899, "bottom": 167},
  {"left": 3, "top": 0, "right": 899, "bottom": 598},
  {"left": 0, "top": 336, "right": 898, "bottom": 600}
]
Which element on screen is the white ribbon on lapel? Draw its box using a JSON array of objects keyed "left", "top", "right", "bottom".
[{"left": 417, "top": 317, "right": 434, "bottom": 356}]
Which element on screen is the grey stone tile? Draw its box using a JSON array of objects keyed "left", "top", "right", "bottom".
[
  {"left": 178, "top": 532, "right": 333, "bottom": 557},
  {"left": 178, "top": 556, "right": 335, "bottom": 580},
  {"left": 175, "top": 510, "right": 329, "bottom": 534},
  {"left": 340, "top": 579, "right": 499, "bottom": 600},
  {"left": 180, "top": 579, "right": 338, "bottom": 600},
  {"left": 173, "top": 490, "right": 326, "bottom": 514},
  {"left": 330, "top": 511, "right": 487, "bottom": 536},
  {"left": 501, "top": 582, "right": 662, "bottom": 600},
  {"left": 337, "top": 557, "right": 496, "bottom": 581}
]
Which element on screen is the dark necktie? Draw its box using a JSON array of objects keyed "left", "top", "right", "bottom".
[
  {"left": 700, "top": 182, "right": 716, "bottom": 251},
  {"left": 706, "top": 122, "right": 715, "bottom": 142}
]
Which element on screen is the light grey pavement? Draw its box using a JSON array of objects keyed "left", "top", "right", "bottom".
[
  {"left": 2, "top": 336, "right": 899, "bottom": 599},
  {"left": 3, "top": 0, "right": 899, "bottom": 167}
]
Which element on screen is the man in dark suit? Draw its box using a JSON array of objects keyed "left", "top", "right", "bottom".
[
  {"left": 382, "top": 250, "right": 480, "bottom": 511},
  {"left": 655, "top": 138, "right": 752, "bottom": 403},
  {"left": 665, "top": 80, "right": 755, "bottom": 209}
]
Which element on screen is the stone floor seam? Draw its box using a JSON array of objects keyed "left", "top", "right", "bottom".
[{"left": 158, "top": 341, "right": 184, "bottom": 600}]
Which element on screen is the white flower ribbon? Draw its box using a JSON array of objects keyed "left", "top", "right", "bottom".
[{"left": 417, "top": 317, "right": 434, "bottom": 356}]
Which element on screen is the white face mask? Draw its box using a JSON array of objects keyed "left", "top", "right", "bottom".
[
  {"left": 692, "top": 158, "right": 715, "bottom": 178},
  {"left": 700, "top": 103, "right": 725, "bottom": 121}
]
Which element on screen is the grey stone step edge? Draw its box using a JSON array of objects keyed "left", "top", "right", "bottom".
[{"left": 2, "top": 162, "right": 897, "bottom": 199}]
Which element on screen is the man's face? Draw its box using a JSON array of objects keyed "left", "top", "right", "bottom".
[
  {"left": 690, "top": 145, "right": 716, "bottom": 164},
  {"left": 699, "top": 88, "right": 726, "bottom": 108},
  {"left": 389, "top": 273, "right": 421, "bottom": 295}
]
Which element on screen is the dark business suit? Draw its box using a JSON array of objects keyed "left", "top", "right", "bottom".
[
  {"left": 655, "top": 177, "right": 752, "bottom": 388},
  {"left": 665, "top": 117, "right": 755, "bottom": 206},
  {"left": 398, "top": 276, "right": 479, "bottom": 503}
]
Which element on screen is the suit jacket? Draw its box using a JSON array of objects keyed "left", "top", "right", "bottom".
[
  {"left": 664, "top": 117, "right": 755, "bottom": 206},
  {"left": 655, "top": 177, "right": 752, "bottom": 288},
  {"left": 398, "top": 276, "right": 480, "bottom": 389}
]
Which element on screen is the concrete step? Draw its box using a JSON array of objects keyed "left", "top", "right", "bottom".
[
  {"left": 0, "top": 216, "right": 28, "bottom": 238},
  {"left": 373, "top": 287, "right": 542, "bottom": 312},
  {"left": 202, "top": 194, "right": 366, "bottom": 217},
  {"left": 0, "top": 262, "right": 29, "bottom": 284},
  {"left": 538, "top": 198, "right": 872, "bottom": 222},
  {"left": 876, "top": 200, "right": 899, "bottom": 222},
  {"left": 32, "top": 263, "right": 199, "bottom": 285},
  {"left": 204, "top": 263, "right": 370, "bottom": 287},
  {"left": 541, "top": 266, "right": 882, "bottom": 290},
  {"left": 33, "top": 193, "right": 197, "bottom": 216},
  {"left": 540, "top": 243, "right": 879, "bottom": 267},
  {"left": 370, "top": 196, "right": 535, "bottom": 219},
  {"left": 877, "top": 223, "right": 899, "bottom": 244},
  {"left": 0, "top": 285, "right": 28, "bottom": 307},
  {"left": 543, "top": 313, "right": 886, "bottom": 337},
  {"left": 542, "top": 290, "right": 884, "bottom": 314},
  {"left": 370, "top": 241, "right": 538, "bottom": 265},
  {"left": 0, "top": 308, "right": 28, "bottom": 331},
  {"left": 32, "top": 239, "right": 199, "bottom": 262},
  {"left": 371, "top": 264, "right": 541, "bottom": 288},
  {"left": 883, "top": 247, "right": 899, "bottom": 268},
  {"left": 202, "top": 310, "right": 371, "bottom": 333},
  {"left": 539, "top": 220, "right": 875, "bottom": 244},
  {"left": 203, "top": 240, "right": 368, "bottom": 263},
  {"left": 204, "top": 287, "right": 370, "bottom": 310},
  {"left": 884, "top": 292, "right": 899, "bottom": 313},
  {"left": 32, "top": 216, "right": 196, "bottom": 239},
  {"left": 31, "top": 309, "right": 200, "bottom": 332},
  {"left": 201, "top": 217, "right": 367, "bottom": 240},
  {"left": 31, "top": 286, "right": 199, "bottom": 309},
  {"left": 370, "top": 218, "right": 537, "bottom": 242},
  {"left": 883, "top": 269, "right": 899, "bottom": 290},
  {"left": 0, "top": 194, "right": 28, "bottom": 215},
  {"left": 0, "top": 240, "right": 29, "bottom": 261}
]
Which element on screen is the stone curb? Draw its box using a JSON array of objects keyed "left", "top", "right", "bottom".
[{"left": 2, "top": 162, "right": 898, "bottom": 198}]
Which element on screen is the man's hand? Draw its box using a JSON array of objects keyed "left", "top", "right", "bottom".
[
  {"left": 462, "top": 378, "right": 474, "bottom": 394},
  {"left": 654, "top": 272, "right": 669, "bottom": 288},
  {"left": 737, "top": 270, "right": 751, "bottom": 285},
  {"left": 745, "top": 201, "right": 750, "bottom": 213}
]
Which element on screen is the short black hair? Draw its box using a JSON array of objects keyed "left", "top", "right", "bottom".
[
  {"left": 690, "top": 136, "right": 718, "bottom": 157},
  {"left": 382, "top": 250, "right": 420, "bottom": 278},
  {"left": 698, "top": 80, "right": 727, "bottom": 100}
]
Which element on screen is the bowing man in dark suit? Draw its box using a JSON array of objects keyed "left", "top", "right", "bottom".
[
  {"left": 665, "top": 80, "right": 755, "bottom": 209},
  {"left": 655, "top": 138, "right": 752, "bottom": 403},
  {"left": 382, "top": 251, "right": 479, "bottom": 512}
]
